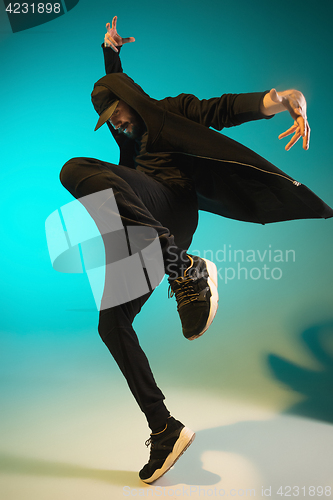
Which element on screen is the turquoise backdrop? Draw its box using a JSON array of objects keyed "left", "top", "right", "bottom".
[{"left": 1, "top": 0, "right": 333, "bottom": 433}]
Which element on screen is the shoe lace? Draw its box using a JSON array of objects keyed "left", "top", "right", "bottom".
[
  {"left": 145, "top": 437, "right": 152, "bottom": 447},
  {"left": 144, "top": 421, "right": 168, "bottom": 450},
  {"left": 168, "top": 277, "right": 199, "bottom": 308},
  {"left": 145, "top": 436, "right": 156, "bottom": 461}
]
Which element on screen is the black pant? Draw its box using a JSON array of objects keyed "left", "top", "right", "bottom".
[{"left": 60, "top": 157, "right": 198, "bottom": 430}]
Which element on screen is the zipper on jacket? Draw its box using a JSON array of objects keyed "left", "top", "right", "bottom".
[{"left": 169, "top": 151, "right": 302, "bottom": 187}]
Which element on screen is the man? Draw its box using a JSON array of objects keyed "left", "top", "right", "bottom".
[{"left": 60, "top": 17, "right": 332, "bottom": 484}]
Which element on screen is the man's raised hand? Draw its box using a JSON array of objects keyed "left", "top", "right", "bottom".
[{"left": 104, "top": 16, "right": 135, "bottom": 52}]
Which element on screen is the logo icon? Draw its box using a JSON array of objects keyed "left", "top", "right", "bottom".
[{"left": 45, "top": 189, "right": 164, "bottom": 310}]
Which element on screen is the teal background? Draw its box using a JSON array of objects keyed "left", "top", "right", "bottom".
[{"left": 1, "top": 0, "right": 333, "bottom": 467}]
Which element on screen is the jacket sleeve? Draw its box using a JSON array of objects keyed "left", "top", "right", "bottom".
[
  {"left": 99, "top": 44, "right": 137, "bottom": 167},
  {"left": 101, "top": 43, "right": 123, "bottom": 74},
  {"left": 159, "top": 91, "right": 272, "bottom": 130}
]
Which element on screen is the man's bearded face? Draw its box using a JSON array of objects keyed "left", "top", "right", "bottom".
[{"left": 108, "top": 100, "right": 145, "bottom": 139}]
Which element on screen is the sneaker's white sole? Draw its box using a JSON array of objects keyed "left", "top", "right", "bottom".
[
  {"left": 188, "top": 258, "right": 219, "bottom": 340},
  {"left": 140, "top": 427, "right": 195, "bottom": 484}
]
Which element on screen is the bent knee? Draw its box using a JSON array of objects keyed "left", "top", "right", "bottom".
[{"left": 59, "top": 157, "right": 83, "bottom": 191}]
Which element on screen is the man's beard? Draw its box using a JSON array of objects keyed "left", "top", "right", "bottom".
[{"left": 121, "top": 111, "right": 146, "bottom": 140}]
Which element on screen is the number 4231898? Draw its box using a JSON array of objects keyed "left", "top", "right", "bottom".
[{"left": 5, "top": 3, "right": 61, "bottom": 14}]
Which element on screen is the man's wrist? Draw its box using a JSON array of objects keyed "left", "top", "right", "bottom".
[
  {"left": 102, "top": 42, "right": 122, "bottom": 52},
  {"left": 260, "top": 89, "right": 292, "bottom": 116}
]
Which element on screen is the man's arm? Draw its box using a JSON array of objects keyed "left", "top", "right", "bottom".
[
  {"left": 102, "top": 44, "right": 123, "bottom": 74},
  {"left": 161, "top": 88, "right": 310, "bottom": 151},
  {"left": 160, "top": 91, "right": 271, "bottom": 130},
  {"left": 100, "top": 17, "right": 137, "bottom": 168}
]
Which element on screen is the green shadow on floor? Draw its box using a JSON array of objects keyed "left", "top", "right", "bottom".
[{"left": 0, "top": 452, "right": 143, "bottom": 488}]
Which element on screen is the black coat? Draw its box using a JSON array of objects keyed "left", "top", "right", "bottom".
[{"left": 91, "top": 48, "right": 333, "bottom": 225}]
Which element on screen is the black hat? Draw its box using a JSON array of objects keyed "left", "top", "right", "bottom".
[{"left": 91, "top": 86, "right": 119, "bottom": 131}]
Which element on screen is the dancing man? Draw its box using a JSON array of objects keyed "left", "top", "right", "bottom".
[{"left": 59, "top": 16, "right": 332, "bottom": 483}]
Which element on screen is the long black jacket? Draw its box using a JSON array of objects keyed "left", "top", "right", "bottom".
[{"left": 91, "top": 46, "right": 333, "bottom": 225}]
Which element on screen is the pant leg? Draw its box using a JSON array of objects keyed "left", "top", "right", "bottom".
[
  {"left": 60, "top": 157, "right": 198, "bottom": 430},
  {"left": 60, "top": 157, "right": 197, "bottom": 274},
  {"left": 98, "top": 292, "right": 171, "bottom": 430}
]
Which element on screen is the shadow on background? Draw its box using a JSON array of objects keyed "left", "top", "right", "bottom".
[
  {"left": 162, "top": 414, "right": 332, "bottom": 487},
  {"left": 1, "top": 413, "right": 331, "bottom": 490},
  {"left": 0, "top": 452, "right": 141, "bottom": 487},
  {"left": 1, "top": 320, "right": 332, "bottom": 490},
  {"left": 267, "top": 319, "right": 333, "bottom": 424}
]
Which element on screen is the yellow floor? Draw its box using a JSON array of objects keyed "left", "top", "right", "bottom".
[{"left": 1, "top": 385, "right": 332, "bottom": 500}]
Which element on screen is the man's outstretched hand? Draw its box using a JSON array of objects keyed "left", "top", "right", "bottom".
[
  {"left": 104, "top": 16, "right": 135, "bottom": 52},
  {"left": 272, "top": 89, "right": 310, "bottom": 151},
  {"left": 261, "top": 88, "right": 311, "bottom": 151}
]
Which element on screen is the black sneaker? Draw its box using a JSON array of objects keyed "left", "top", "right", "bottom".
[
  {"left": 168, "top": 255, "right": 218, "bottom": 340},
  {"left": 139, "top": 417, "right": 195, "bottom": 483}
]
